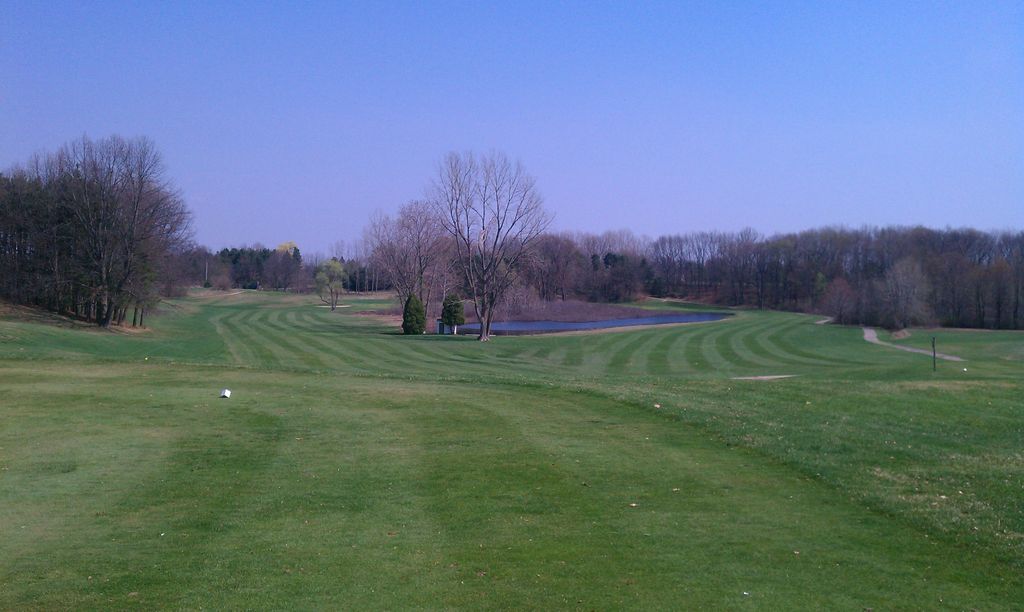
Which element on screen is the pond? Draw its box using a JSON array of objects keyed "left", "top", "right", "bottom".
[{"left": 458, "top": 312, "right": 731, "bottom": 335}]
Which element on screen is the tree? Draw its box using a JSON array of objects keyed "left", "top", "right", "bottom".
[
  {"left": 432, "top": 151, "right": 550, "bottom": 341},
  {"left": 367, "top": 201, "right": 450, "bottom": 314},
  {"left": 880, "top": 257, "right": 930, "bottom": 329},
  {"left": 402, "top": 293, "right": 426, "bottom": 335},
  {"left": 0, "top": 136, "right": 192, "bottom": 326},
  {"left": 821, "top": 277, "right": 856, "bottom": 324},
  {"left": 265, "top": 242, "right": 302, "bottom": 290},
  {"left": 441, "top": 293, "right": 465, "bottom": 334},
  {"left": 521, "top": 233, "right": 586, "bottom": 301},
  {"left": 315, "top": 259, "right": 346, "bottom": 310},
  {"left": 60, "top": 136, "right": 192, "bottom": 325},
  {"left": 217, "top": 245, "right": 272, "bottom": 289}
]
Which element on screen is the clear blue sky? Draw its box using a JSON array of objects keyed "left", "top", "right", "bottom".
[{"left": 2, "top": 1, "right": 1022, "bottom": 254}]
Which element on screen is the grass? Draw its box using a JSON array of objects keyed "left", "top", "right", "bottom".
[{"left": 1, "top": 290, "right": 1022, "bottom": 608}]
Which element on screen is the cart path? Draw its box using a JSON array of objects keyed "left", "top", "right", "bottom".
[{"left": 862, "top": 328, "right": 965, "bottom": 362}]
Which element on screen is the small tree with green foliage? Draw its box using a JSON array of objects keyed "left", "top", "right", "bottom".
[
  {"left": 315, "top": 259, "right": 347, "bottom": 311},
  {"left": 402, "top": 294, "right": 426, "bottom": 335},
  {"left": 441, "top": 293, "right": 465, "bottom": 334}
]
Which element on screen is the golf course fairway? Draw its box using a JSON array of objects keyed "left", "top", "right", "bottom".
[{"left": 1, "top": 291, "right": 1022, "bottom": 608}]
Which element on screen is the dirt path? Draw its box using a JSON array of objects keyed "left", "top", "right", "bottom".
[
  {"left": 862, "top": 328, "right": 965, "bottom": 362},
  {"left": 815, "top": 317, "right": 833, "bottom": 325},
  {"left": 731, "top": 375, "right": 799, "bottom": 381}
]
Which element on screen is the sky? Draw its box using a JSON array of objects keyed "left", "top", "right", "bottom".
[{"left": 2, "top": 1, "right": 1022, "bottom": 255}]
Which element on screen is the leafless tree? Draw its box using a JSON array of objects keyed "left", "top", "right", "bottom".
[
  {"left": 524, "top": 233, "right": 586, "bottom": 301},
  {"left": 432, "top": 151, "right": 551, "bottom": 340},
  {"left": 880, "top": 257, "right": 930, "bottom": 329},
  {"left": 55, "top": 136, "right": 191, "bottom": 325},
  {"left": 368, "top": 200, "right": 450, "bottom": 314},
  {"left": 649, "top": 234, "right": 687, "bottom": 294},
  {"left": 821, "top": 277, "right": 857, "bottom": 324}
]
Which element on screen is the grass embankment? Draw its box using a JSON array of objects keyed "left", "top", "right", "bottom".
[{"left": 1, "top": 291, "right": 1022, "bottom": 608}]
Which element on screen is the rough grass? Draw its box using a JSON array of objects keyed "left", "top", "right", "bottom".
[{"left": 1, "top": 291, "right": 1022, "bottom": 608}]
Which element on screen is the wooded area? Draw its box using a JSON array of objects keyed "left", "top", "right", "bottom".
[
  {"left": 360, "top": 221, "right": 1024, "bottom": 332},
  {"left": 355, "top": 154, "right": 1024, "bottom": 333},
  {"left": 535, "top": 226, "right": 1024, "bottom": 330},
  {"left": 0, "top": 136, "right": 191, "bottom": 326},
  {"left": 5, "top": 141, "right": 1022, "bottom": 332}
]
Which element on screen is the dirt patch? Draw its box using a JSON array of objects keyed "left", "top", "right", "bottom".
[
  {"left": 109, "top": 325, "right": 153, "bottom": 335},
  {"left": 0, "top": 301, "right": 96, "bottom": 329},
  {"left": 891, "top": 329, "right": 912, "bottom": 339},
  {"left": 731, "top": 375, "right": 799, "bottom": 381},
  {"left": 189, "top": 288, "right": 249, "bottom": 298},
  {"left": 358, "top": 313, "right": 403, "bottom": 327},
  {"left": 814, "top": 317, "right": 833, "bottom": 325},
  {"left": 647, "top": 296, "right": 728, "bottom": 309}
]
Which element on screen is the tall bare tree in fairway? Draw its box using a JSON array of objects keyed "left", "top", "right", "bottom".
[{"left": 432, "top": 151, "right": 550, "bottom": 341}]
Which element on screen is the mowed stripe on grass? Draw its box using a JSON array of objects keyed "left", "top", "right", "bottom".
[
  {"left": 0, "top": 362, "right": 1019, "bottom": 608},
  {"left": 1, "top": 291, "right": 1022, "bottom": 608}
]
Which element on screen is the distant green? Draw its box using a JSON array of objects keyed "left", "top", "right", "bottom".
[{"left": 1, "top": 291, "right": 1021, "bottom": 609}]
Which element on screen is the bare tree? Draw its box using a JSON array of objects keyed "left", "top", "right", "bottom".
[
  {"left": 367, "top": 200, "right": 449, "bottom": 314},
  {"left": 524, "top": 233, "right": 585, "bottom": 301},
  {"left": 432, "top": 151, "right": 550, "bottom": 341},
  {"left": 329, "top": 240, "right": 348, "bottom": 262},
  {"left": 52, "top": 136, "right": 191, "bottom": 325},
  {"left": 880, "top": 257, "right": 930, "bottom": 329},
  {"left": 649, "top": 234, "right": 687, "bottom": 294},
  {"left": 821, "top": 277, "right": 857, "bottom": 324}
]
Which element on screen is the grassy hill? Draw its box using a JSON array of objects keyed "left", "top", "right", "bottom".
[{"left": 1, "top": 291, "right": 1022, "bottom": 608}]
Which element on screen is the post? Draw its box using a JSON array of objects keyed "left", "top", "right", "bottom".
[{"left": 932, "top": 336, "right": 936, "bottom": 372}]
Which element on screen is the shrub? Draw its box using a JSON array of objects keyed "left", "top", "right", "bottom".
[
  {"left": 441, "top": 293, "right": 465, "bottom": 331},
  {"left": 402, "top": 294, "right": 426, "bottom": 335}
]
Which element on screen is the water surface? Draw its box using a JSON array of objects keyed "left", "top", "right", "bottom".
[{"left": 459, "top": 312, "right": 730, "bottom": 335}]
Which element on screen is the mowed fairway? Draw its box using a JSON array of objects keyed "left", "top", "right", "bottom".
[{"left": 1, "top": 292, "right": 1022, "bottom": 608}]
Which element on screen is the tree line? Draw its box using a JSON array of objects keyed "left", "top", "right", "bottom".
[
  {"left": 165, "top": 242, "right": 379, "bottom": 296},
  {"left": 0, "top": 136, "right": 192, "bottom": 326},
  {"left": 5, "top": 140, "right": 1021, "bottom": 334},
  {"left": 363, "top": 153, "right": 1024, "bottom": 334},
  {"left": 524, "top": 226, "right": 1024, "bottom": 330}
]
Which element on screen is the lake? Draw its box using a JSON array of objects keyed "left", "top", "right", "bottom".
[{"left": 459, "top": 312, "right": 731, "bottom": 335}]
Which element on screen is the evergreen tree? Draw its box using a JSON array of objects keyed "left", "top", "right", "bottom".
[
  {"left": 402, "top": 294, "right": 426, "bottom": 335},
  {"left": 441, "top": 293, "right": 465, "bottom": 333}
]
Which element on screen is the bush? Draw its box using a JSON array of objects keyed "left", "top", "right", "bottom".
[
  {"left": 441, "top": 293, "right": 465, "bottom": 330},
  {"left": 402, "top": 294, "right": 426, "bottom": 335}
]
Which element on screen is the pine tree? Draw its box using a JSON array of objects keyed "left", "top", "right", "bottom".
[
  {"left": 441, "top": 293, "right": 465, "bottom": 334},
  {"left": 402, "top": 294, "right": 426, "bottom": 335}
]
